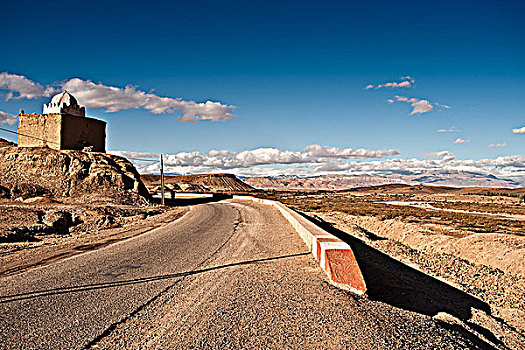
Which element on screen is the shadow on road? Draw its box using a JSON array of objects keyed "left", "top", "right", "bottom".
[{"left": 0, "top": 252, "right": 309, "bottom": 304}]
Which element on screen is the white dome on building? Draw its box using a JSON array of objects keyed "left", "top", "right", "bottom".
[
  {"left": 43, "top": 91, "right": 85, "bottom": 117},
  {"left": 50, "top": 91, "right": 79, "bottom": 107}
]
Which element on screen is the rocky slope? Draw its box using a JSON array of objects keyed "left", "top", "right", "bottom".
[{"left": 0, "top": 139, "right": 149, "bottom": 204}]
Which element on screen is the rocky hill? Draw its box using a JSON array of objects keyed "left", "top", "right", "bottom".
[
  {"left": 0, "top": 139, "right": 149, "bottom": 204},
  {"left": 141, "top": 173, "right": 255, "bottom": 193}
]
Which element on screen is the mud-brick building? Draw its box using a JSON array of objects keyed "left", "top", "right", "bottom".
[{"left": 18, "top": 91, "right": 106, "bottom": 152}]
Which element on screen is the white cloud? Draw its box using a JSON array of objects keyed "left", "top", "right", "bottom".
[
  {"left": 512, "top": 126, "right": 525, "bottom": 134},
  {"left": 365, "top": 76, "right": 415, "bottom": 90},
  {"left": 393, "top": 95, "right": 434, "bottom": 115},
  {"left": 0, "top": 110, "right": 17, "bottom": 125},
  {"left": 410, "top": 99, "right": 434, "bottom": 115},
  {"left": 62, "top": 78, "right": 235, "bottom": 122},
  {"left": 437, "top": 126, "right": 460, "bottom": 133},
  {"left": 367, "top": 77, "right": 448, "bottom": 115},
  {"left": 453, "top": 137, "right": 470, "bottom": 144},
  {"left": 424, "top": 151, "right": 455, "bottom": 161},
  {"left": 0, "top": 72, "right": 55, "bottom": 100},
  {"left": 0, "top": 72, "right": 235, "bottom": 123},
  {"left": 488, "top": 143, "right": 507, "bottom": 148}
]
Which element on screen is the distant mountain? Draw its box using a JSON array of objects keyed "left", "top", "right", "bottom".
[
  {"left": 141, "top": 173, "right": 255, "bottom": 193},
  {"left": 244, "top": 174, "right": 402, "bottom": 190},
  {"left": 244, "top": 171, "right": 525, "bottom": 190}
]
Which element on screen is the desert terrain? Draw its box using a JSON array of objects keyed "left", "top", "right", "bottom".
[{"left": 2, "top": 145, "right": 524, "bottom": 348}]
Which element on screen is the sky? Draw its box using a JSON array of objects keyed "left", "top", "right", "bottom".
[{"left": 1, "top": 0, "right": 524, "bottom": 180}]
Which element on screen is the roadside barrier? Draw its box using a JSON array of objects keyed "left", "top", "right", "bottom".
[{"left": 233, "top": 196, "right": 366, "bottom": 295}]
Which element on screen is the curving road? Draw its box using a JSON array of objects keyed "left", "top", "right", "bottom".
[{"left": 0, "top": 201, "right": 492, "bottom": 349}]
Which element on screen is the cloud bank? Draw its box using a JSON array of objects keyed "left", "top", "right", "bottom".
[
  {"left": 0, "top": 72, "right": 235, "bottom": 123},
  {"left": 513, "top": 127, "right": 525, "bottom": 134},
  {"left": 111, "top": 144, "right": 399, "bottom": 174},
  {"left": 113, "top": 146, "right": 525, "bottom": 184}
]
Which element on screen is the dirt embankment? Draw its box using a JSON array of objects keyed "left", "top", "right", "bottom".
[{"left": 343, "top": 213, "right": 525, "bottom": 276}]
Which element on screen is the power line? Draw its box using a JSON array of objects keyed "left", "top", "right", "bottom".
[{"left": 0, "top": 126, "right": 60, "bottom": 145}]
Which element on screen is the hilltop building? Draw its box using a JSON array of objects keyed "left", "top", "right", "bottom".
[{"left": 18, "top": 91, "right": 106, "bottom": 152}]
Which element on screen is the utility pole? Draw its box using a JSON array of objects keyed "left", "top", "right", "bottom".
[{"left": 160, "top": 154, "right": 165, "bottom": 206}]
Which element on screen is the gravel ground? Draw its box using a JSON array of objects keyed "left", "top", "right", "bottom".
[{"left": 90, "top": 201, "right": 494, "bottom": 349}]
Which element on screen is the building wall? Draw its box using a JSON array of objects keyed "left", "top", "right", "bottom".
[
  {"left": 61, "top": 114, "right": 106, "bottom": 152},
  {"left": 18, "top": 113, "right": 106, "bottom": 152},
  {"left": 18, "top": 114, "right": 62, "bottom": 149}
]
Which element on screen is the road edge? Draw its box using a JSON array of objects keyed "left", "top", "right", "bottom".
[{"left": 233, "top": 196, "right": 366, "bottom": 295}]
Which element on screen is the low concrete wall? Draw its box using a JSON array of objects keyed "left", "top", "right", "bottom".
[{"left": 233, "top": 196, "right": 366, "bottom": 294}]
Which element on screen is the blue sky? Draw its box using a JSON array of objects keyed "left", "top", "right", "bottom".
[{"left": 1, "top": 0, "right": 524, "bottom": 178}]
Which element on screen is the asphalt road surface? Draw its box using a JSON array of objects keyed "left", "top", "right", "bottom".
[{"left": 0, "top": 201, "right": 493, "bottom": 349}]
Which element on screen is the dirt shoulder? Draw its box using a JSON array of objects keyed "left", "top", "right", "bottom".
[{"left": 0, "top": 202, "right": 188, "bottom": 277}]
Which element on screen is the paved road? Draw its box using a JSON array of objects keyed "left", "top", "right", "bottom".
[{"left": 0, "top": 201, "right": 492, "bottom": 349}]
